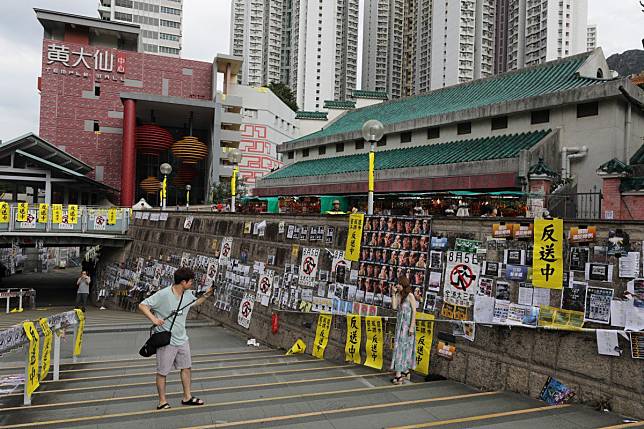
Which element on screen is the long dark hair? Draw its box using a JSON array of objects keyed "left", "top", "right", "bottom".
[{"left": 397, "top": 276, "right": 412, "bottom": 300}]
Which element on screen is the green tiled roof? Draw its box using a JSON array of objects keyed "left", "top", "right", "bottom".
[
  {"left": 629, "top": 143, "right": 644, "bottom": 165},
  {"left": 597, "top": 158, "right": 633, "bottom": 175},
  {"left": 352, "top": 90, "right": 389, "bottom": 100},
  {"left": 264, "top": 130, "right": 549, "bottom": 180},
  {"left": 620, "top": 177, "right": 644, "bottom": 193},
  {"left": 295, "top": 111, "right": 328, "bottom": 120},
  {"left": 528, "top": 157, "right": 558, "bottom": 178},
  {"left": 291, "top": 53, "right": 599, "bottom": 145},
  {"left": 324, "top": 100, "right": 356, "bottom": 109}
]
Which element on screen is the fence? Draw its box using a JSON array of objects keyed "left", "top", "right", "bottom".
[
  {"left": 545, "top": 191, "right": 603, "bottom": 219},
  {"left": 0, "top": 205, "right": 130, "bottom": 234}
]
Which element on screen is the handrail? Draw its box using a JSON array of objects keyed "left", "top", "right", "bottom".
[{"left": 0, "top": 310, "right": 78, "bottom": 355}]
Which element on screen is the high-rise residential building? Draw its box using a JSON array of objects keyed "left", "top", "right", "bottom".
[
  {"left": 361, "top": 0, "right": 404, "bottom": 98},
  {"left": 505, "top": 0, "right": 588, "bottom": 71},
  {"left": 587, "top": 24, "right": 597, "bottom": 52},
  {"left": 98, "top": 0, "right": 182, "bottom": 57},
  {"left": 230, "top": 0, "right": 358, "bottom": 112}
]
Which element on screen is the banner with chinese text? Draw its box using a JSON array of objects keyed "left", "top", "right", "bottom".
[
  {"left": 533, "top": 219, "right": 563, "bottom": 289},
  {"left": 17, "top": 203, "right": 28, "bottom": 222},
  {"left": 38, "top": 203, "right": 49, "bottom": 223},
  {"left": 345, "top": 314, "right": 362, "bottom": 364},
  {"left": 38, "top": 318, "right": 53, "bottom": 381},
  {"left": 0, "top": 202, "right": 9, "bottom": 223},
  {"left": 51, "top": 204, "right": 63, "bottom": 224},
  {"left": 312, "top": 313, "right": 332, "bottom": 359},
  {"left": 414, "top": 315, "right": 435, "bottom": 375},
  {"left": 23, "top": 322, "right": 40, "bottom": 396},
  {"left": 345, "top": 214, "right": 364, "bottom": 261},
  {"left": 73, "top": 309, "right": 85, "bottom": 356},
  {"left": 107, "top": 207, "right": 118, "bottom": 225},
  {"left": 364, "top": 316, "right": 383, "bottom": 369},
  {"left": 67, "top": 205, "right": 79, "bottom": 224}
]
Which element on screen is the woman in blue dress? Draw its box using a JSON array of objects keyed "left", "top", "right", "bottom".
[{"left": 391, "top": 276, "right": 417, "bottom": 384}]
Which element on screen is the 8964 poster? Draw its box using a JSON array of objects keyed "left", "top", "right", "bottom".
[{"left": 357, "top": 216, "right": 431, "bottom": 309}]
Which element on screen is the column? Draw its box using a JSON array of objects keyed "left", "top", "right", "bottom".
[
  {"left": 44, "top": 171, "right": 51, "bottom": 204},
  {"left": 121, "top": 99, "right": 137, "bottom": 206}
]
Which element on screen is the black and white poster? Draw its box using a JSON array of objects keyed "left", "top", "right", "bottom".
[
  {"left": 495, "top": 281, "right": 511, "bottom": 301},
  {"left": 585, "top": 263, "right": 613, "bottom": 282},
  {"left": 504, "top": 249, "right": 525, "bottom": 266},
  {"left": 569, "top": 247, "right": 590, "bottom": 272},
  {"left": 584, "top": 286, "right": 614, "bottom": 324},
  {"left": 561, "top": 282, "right": 587, "bottom": 312},
  {"left": 482, "top": 261, "right": 501, "bottom": 278}
]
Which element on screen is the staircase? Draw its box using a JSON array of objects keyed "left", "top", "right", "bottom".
[{"left": 0, "top": 321, "right": 635, "bottom": 428}]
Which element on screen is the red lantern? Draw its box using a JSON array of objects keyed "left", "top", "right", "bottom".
[
  {"left": 136, "top": 124, "right": 174, "bottom": 155},
  {"left": 139, "top": 176, "right": 161, "bottom": 194},
  {"left": 172, "top": 136, "right": 208, "bottom": 164}
]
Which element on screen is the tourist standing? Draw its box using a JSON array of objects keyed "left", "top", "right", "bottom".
[
  {"left": 75, "top": 271, "right": 91, "bottom": 311},
  {"left": 390, "top": 276, "right": 417, "bottom": 384}
]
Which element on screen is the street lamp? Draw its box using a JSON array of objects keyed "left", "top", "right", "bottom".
[
  {"left": 185, "top": 184, "right": 191, "bottom": 210},
  {"left": 160, "top": 163, "right": 172, "bottom": 210},
  {"left": 361, "top": 120, "right": 384, "bottom": 215},
  {"left": 229, "top": 148, "right": 243, "bottom": 213}
]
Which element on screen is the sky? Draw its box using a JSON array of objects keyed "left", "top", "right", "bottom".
[{"left": 0, "top": 0, "right": 642, "bottom": 141}]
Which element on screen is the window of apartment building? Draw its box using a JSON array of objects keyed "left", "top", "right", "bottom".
[
  {"left": 427, "top": 126, "right": 440, "bottom": 139},
  {"left": 143, "top": 44, "right": 158, "bottom": 53},
  {"left": 159, "top": 46, "right": 180, "bottom": 55},
  {"left": 160, "top": 6, "right": 181, "bottom": 15},
  {"left": 318, "top": 145, "right": 326, "bottom": 155},
  {"left": 336, "top": 142, "right": 344, "bottom": 153},
  {"left": 400, "top": 131, "right": 412, "bottom": 143},
  {"left": 457, "top": 122, "right": 472, "bottom": 135},
  {"left": 114, "top": 12, "right": 133, "bottom": 22},
  {"left": 94, "top": 83, "right": 101, "bottom": 97},
  {"left": 93, "top": 120, "right": 100, "bottom": 132},
  {"left": 531, "top": 109, "right": 550, "bottom": 124},
  {"left": 115, "top": 0, "right": 133, "bottom": 8},
  {"left": 287, "top": 151, "right": 294, "bottom": 160},
  {"left": 302, "top": 148, "right": 309, "bottom": 157},
  {"left": 355, "top": 140, "right": 364, "bottom": 150},
  {"left": 577, "top": 101, "right": 598, "bottom": 118},
  {"left": 491, "top": 116, "right": 508, "bottom": 130},
  {"left": 160, "top": 33, "right": 179, "bottom": 42},
  {"left": 160, "top": 19, "right": 181, "bottom": 28}
]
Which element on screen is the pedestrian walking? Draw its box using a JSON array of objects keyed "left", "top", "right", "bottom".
[
  {"left": 75, "top": 271, "right": 91, "bottom": 311},
  {"left": 138, "top": 267, "right": 214, "bottom": 410},
  {"left": 390, "top": 276, "right": 417, "bottom": 384}
]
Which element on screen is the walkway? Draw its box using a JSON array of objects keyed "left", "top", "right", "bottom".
[{"left": 0, "top": 323, "right": 637, "bottom": 428}]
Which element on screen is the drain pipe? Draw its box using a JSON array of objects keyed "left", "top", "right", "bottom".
[
  {"left": 560, "top": 146, "right": 588, "bottom": 180},
  {"left": 624, "top": 103, "right": 632, "bottom": 163}
]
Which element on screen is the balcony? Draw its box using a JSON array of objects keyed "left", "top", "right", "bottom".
[
  {"left": 217, "top": 93, "right": 243, "bottom": 108},
  {"left": 220, "top": 129, "right": 242, "bottom": 143},
  {"left": 220, "top": 111, "right": 242, "bottom": 127}
]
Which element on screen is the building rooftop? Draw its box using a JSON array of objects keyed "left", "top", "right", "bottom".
[
  {"left": 352, "top": 90, "right": 389, "bottom": 100},
  {"left": 264, "top": 130, "right": 549, "bottom": 180},
  {"left": 295, "top": 111, "right": 328, "bottom": 120},
  {"left": 289, "top": 52, "right": 605, "bottom": 146},
  {"left": 323, "top": 100, "right": 356, "bottom": 110}
]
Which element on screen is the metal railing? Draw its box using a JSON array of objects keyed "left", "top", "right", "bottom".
[
  {"left": 545, "top": 191, "right": 603, "bottom": 220},
  {"left": 0, "top": 205, "right": 130, "bottom": 235}
]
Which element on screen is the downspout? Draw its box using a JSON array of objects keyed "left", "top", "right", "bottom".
[
  {"left": 624, "top": 102, "right": 632, "bottom": 163},
  {"left": 560, "top": 146, "right": 588, "bottom": 180}
]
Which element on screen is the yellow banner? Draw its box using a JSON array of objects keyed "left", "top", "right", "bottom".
[
  {"left": 345, "top": 213, "right": 364, "bottom": 261},
  {"left": 107, "top": 207, "right": 117, "bottom": 225},
  {"left": 51, "top": 204, "right": 63, "bottom": 224},
  {"left": 38, "top": 318, "right": 53, "bottom": 381},
  {"left": 533, "top": 218, "right": 564, "bottom": 289},
  {"left": 364, "top": 316, "right": 383, "bottom": 370},
  {"left": 0, "top": 202, "right": 9, "bottom": 223},
  {"left": 537, "top": 305, "right": 584, "bottom": 331},
  {"left": 38, "top": 203, "right": 49, "bottom": 223},
  {"left": 345, "top": 314, "right": 362, "bottom": 364},
  {"left": 231, "top": 167, "right": 238, "bottom": 196},
  {"left": 162, "top": 176, "right": 167, "bottom": 199},
  {"left": 368, "top": 151, "right": 375, "bottom": 192},
  {"left": 73, "top": 309, "right": 85, "bottom": 356},
  {"left": 17, "top": 202, "right": 29, "bottom": 222},
  {"left": 23, "top": 321, "right": 40, "bottom": 396},
  {"left": 285, "top": 338, "right": 307, "bottom": 355},
  {"left": 67, "top": 205, "right": 79, "bottom": 224},
  {"left": 414, "top": 315, "right": 435, "bottom": 375},
  {"left": 312, "top": 313, "right": 332, "bottom": 359}
]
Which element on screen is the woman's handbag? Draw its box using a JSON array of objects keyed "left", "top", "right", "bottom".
[{"left": 139, "top": 292, "right": 184, "bottom": 357}]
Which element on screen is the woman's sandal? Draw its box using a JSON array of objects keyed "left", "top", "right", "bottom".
[
  {"left": 391, "top": 375, "right": 404, "bottom": 385},
  {"left": 156, "top": 403, "right": 171, "bottom": 410},
  {"left": 402, "top": 371, "right": 411, "bottom": 380},
  {"left": 181, "top": 397, "right": 205, "bottom": 406}
]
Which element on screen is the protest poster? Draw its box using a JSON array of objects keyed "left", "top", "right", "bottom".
[
  {"left": 512, "top": 223, "right": 534, "bottom": 239},
  {"left": 538, "top": 306, "right": 584, "bottom": 330},
  {"left": 299, "top": 247, "right": 320, "bottom": 287},
  {"left": 219, "top": 237, "right": 233, "bottom": 265},
  {"left": 345, "top": 314, "right": 362, "bottom": 364},
  {"left": 414, "top": 316, "right": 434, "bottom": 375},
  {"left": 539, "top": 377, "right": 575, "bottom": 405},
  {"left": 312, "top": 313, "right": 332, "bottom": 359},
  {"left": 345, "top": 214, "right": 364, "bottom": 261},
  {"left": 455, "top": 238, "right": 481, "bottom": 254},
  {"left": 429, "top": 251, "right": 442, "bottom": 269},
  {"left": 38, "top": 318, "right": 53, "bottom": 381},
  {"left": 492, "top": 300, "right": 510, "bottom": 323},
  {"left": 584, "top": 263, "right": 613, "bottom": 282},
  {"left": 584, "top": 286, "right": 613, "bottom": 324},
  {"left": 619, "top": 252, "right": 640, "bottom": 279},
  {"left": 443, "top": 251, "right": 480, "bottom": 307},
  {"left": 505, "top": 265, "right": 528, "bottom": 282},
  {"left": 482, "top": 261, "right": 500, "bottom": 277},
  {"left": 569, "top": 247, "right": 590, "bottom": 272},
  {"left": 237, "top": 293, "right": 254, "bottom": 329},
  {"left": 495, "top": 281, "right": 510, "bottom": 301},
  {"left": 596, "top": 330, "right": 621, "bottom": 357},
  {"left": 0, "top": 202, "right": 9, "bottom": 223},
  {"left": 427, "top": 271, "right": 441, "bottom": 292},
  {"left": 477, "top": 277, "right": 494, "bottom": 297},
  {"left": 518, "top": 283, "right": 533, "bottom": 306},
  {"left": 568, "top": 226, "right": 596, "bottom": 243},
  {"left": 533, "top": 218, "right": 564, "bottom": 289},
  {"left": 492, "top": 223, "right": 514, "bottom": 239},
  {"left": 22, "top": 321, "right": 40, "bottom": 397},
  {"left": 631, "top": 332, "right": 643, "bottom": 359},
  {"left": 256, "top": 270, "right": 275, "bottom": 306},
  {"left": 363, "top": 316, "right": 383, "bottom": 369},
  {"left": 504, "top": 249, "right": 525, "bottom": 265},
  {"left": 561, "top": 282, "right": 587, "bottom": 312}
]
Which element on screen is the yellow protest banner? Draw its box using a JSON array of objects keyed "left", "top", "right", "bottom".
[
  {"left": 538, "top": 306, "right": 584, "bottom": 331},
  {"left": 345, "top": 314, "right": 362, "bottom": 364},
  {"left": 312, "top": 313, "right": 332, "bottom": 359},
  {"left": 23, "top": 321, "right": 40, "bottom": 396},
  {"left": 107, "top": 207, "right": 117, "bottom": 225},
  {"left": 51, "top": 204, "right": 63, "bottom": 224},
  {"left": 17, "top": 202, "right": 29, "bottom": 222},
  {"left": 364, "top": 316, "right": 383, "bottom": 370},
  {"left": 38, "top": 318, "right": 53, "bottom": 380},
  {"left": 533, "top": 218, "right": 564, "bottom": 289},
  {"left": 345, "top": 213, "right": 364, "bottom": 261},
  {"left": 0, "top": 202, "right": 9, "bottom": 223},
  {"left": 368, "top": 151, "right": 375, "bottom": 192},
  {"left": 73, "top": 309, "right": 86, "bottom": 356},
  {"left": 38, "top": 203, "right": 49, "bottom": 223},
  {"left": 285, "top": 338, "right": 306, "bottom": 355},
  {"left": 67, "top": 204, "right": 79, "bottom": 224},
  {"left": 414, "top": 315, "right": 435, "bottom": 375},
  {"left": 231, "top": 166, "right": 238, "bottom": 196}
]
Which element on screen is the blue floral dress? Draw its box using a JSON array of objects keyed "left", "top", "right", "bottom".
[{"left": 391, "top": 297, "right": 416, "bottom": 372}]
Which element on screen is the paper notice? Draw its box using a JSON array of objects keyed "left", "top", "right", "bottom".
[{"left": 596, "top": 330, "right": 621, "bottom": 356}]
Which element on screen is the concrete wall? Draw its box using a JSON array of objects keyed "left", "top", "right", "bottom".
[{"left": 117, "top": 213, "right": 644, "bottom": 419}]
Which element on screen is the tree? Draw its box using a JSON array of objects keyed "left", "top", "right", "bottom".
[
  {"left": 267, "top": 82, "right": 298, "bottom": 112},
  {"left": 210, "top": 176, "right": 249, "bottom": 204}
]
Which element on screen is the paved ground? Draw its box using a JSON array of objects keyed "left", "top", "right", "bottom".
[{"left": 0, "top": 323, "right": 639, "bottom": 429}]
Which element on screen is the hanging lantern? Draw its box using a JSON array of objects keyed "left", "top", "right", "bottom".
[
  {"left": 171, "top": 136, "right": 208, "bottom": 164},
  {"left": 136, "top": 124, "right": 174, "bottom": 155},
  {"left": 173, "top": 164, "right": 198, "bottom": 186},
  {"left": 139, "top": 176, "right": 162, "bottom": 194}
]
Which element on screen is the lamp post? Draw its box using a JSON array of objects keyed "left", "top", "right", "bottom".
[
  {"left": 229, "top": 148, "right": 243, "bottom": 213},
  {"left": 361, "top": 120, "right": 384, "bottom": 215},
  {"left": 160, "top": 163, "right": 172, "bottom": 210},
  {"left": 185, "top": 184, "right": 191, "bottom": 210}
]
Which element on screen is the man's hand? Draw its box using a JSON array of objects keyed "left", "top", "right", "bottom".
[{"left": 152, "top": 317, "right": 165, "bottom": 326}]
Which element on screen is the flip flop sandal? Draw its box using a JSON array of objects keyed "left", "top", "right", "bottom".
[
  {"left": 181, "top": 397, "right": 204, "bottom": 406},
  {"left": 156, "top": 403, "right": 171, "bottom": 410}
]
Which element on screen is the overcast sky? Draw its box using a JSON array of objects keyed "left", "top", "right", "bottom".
[{"left": 0, "top": 0, "right": 642, "bottom": 141}]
